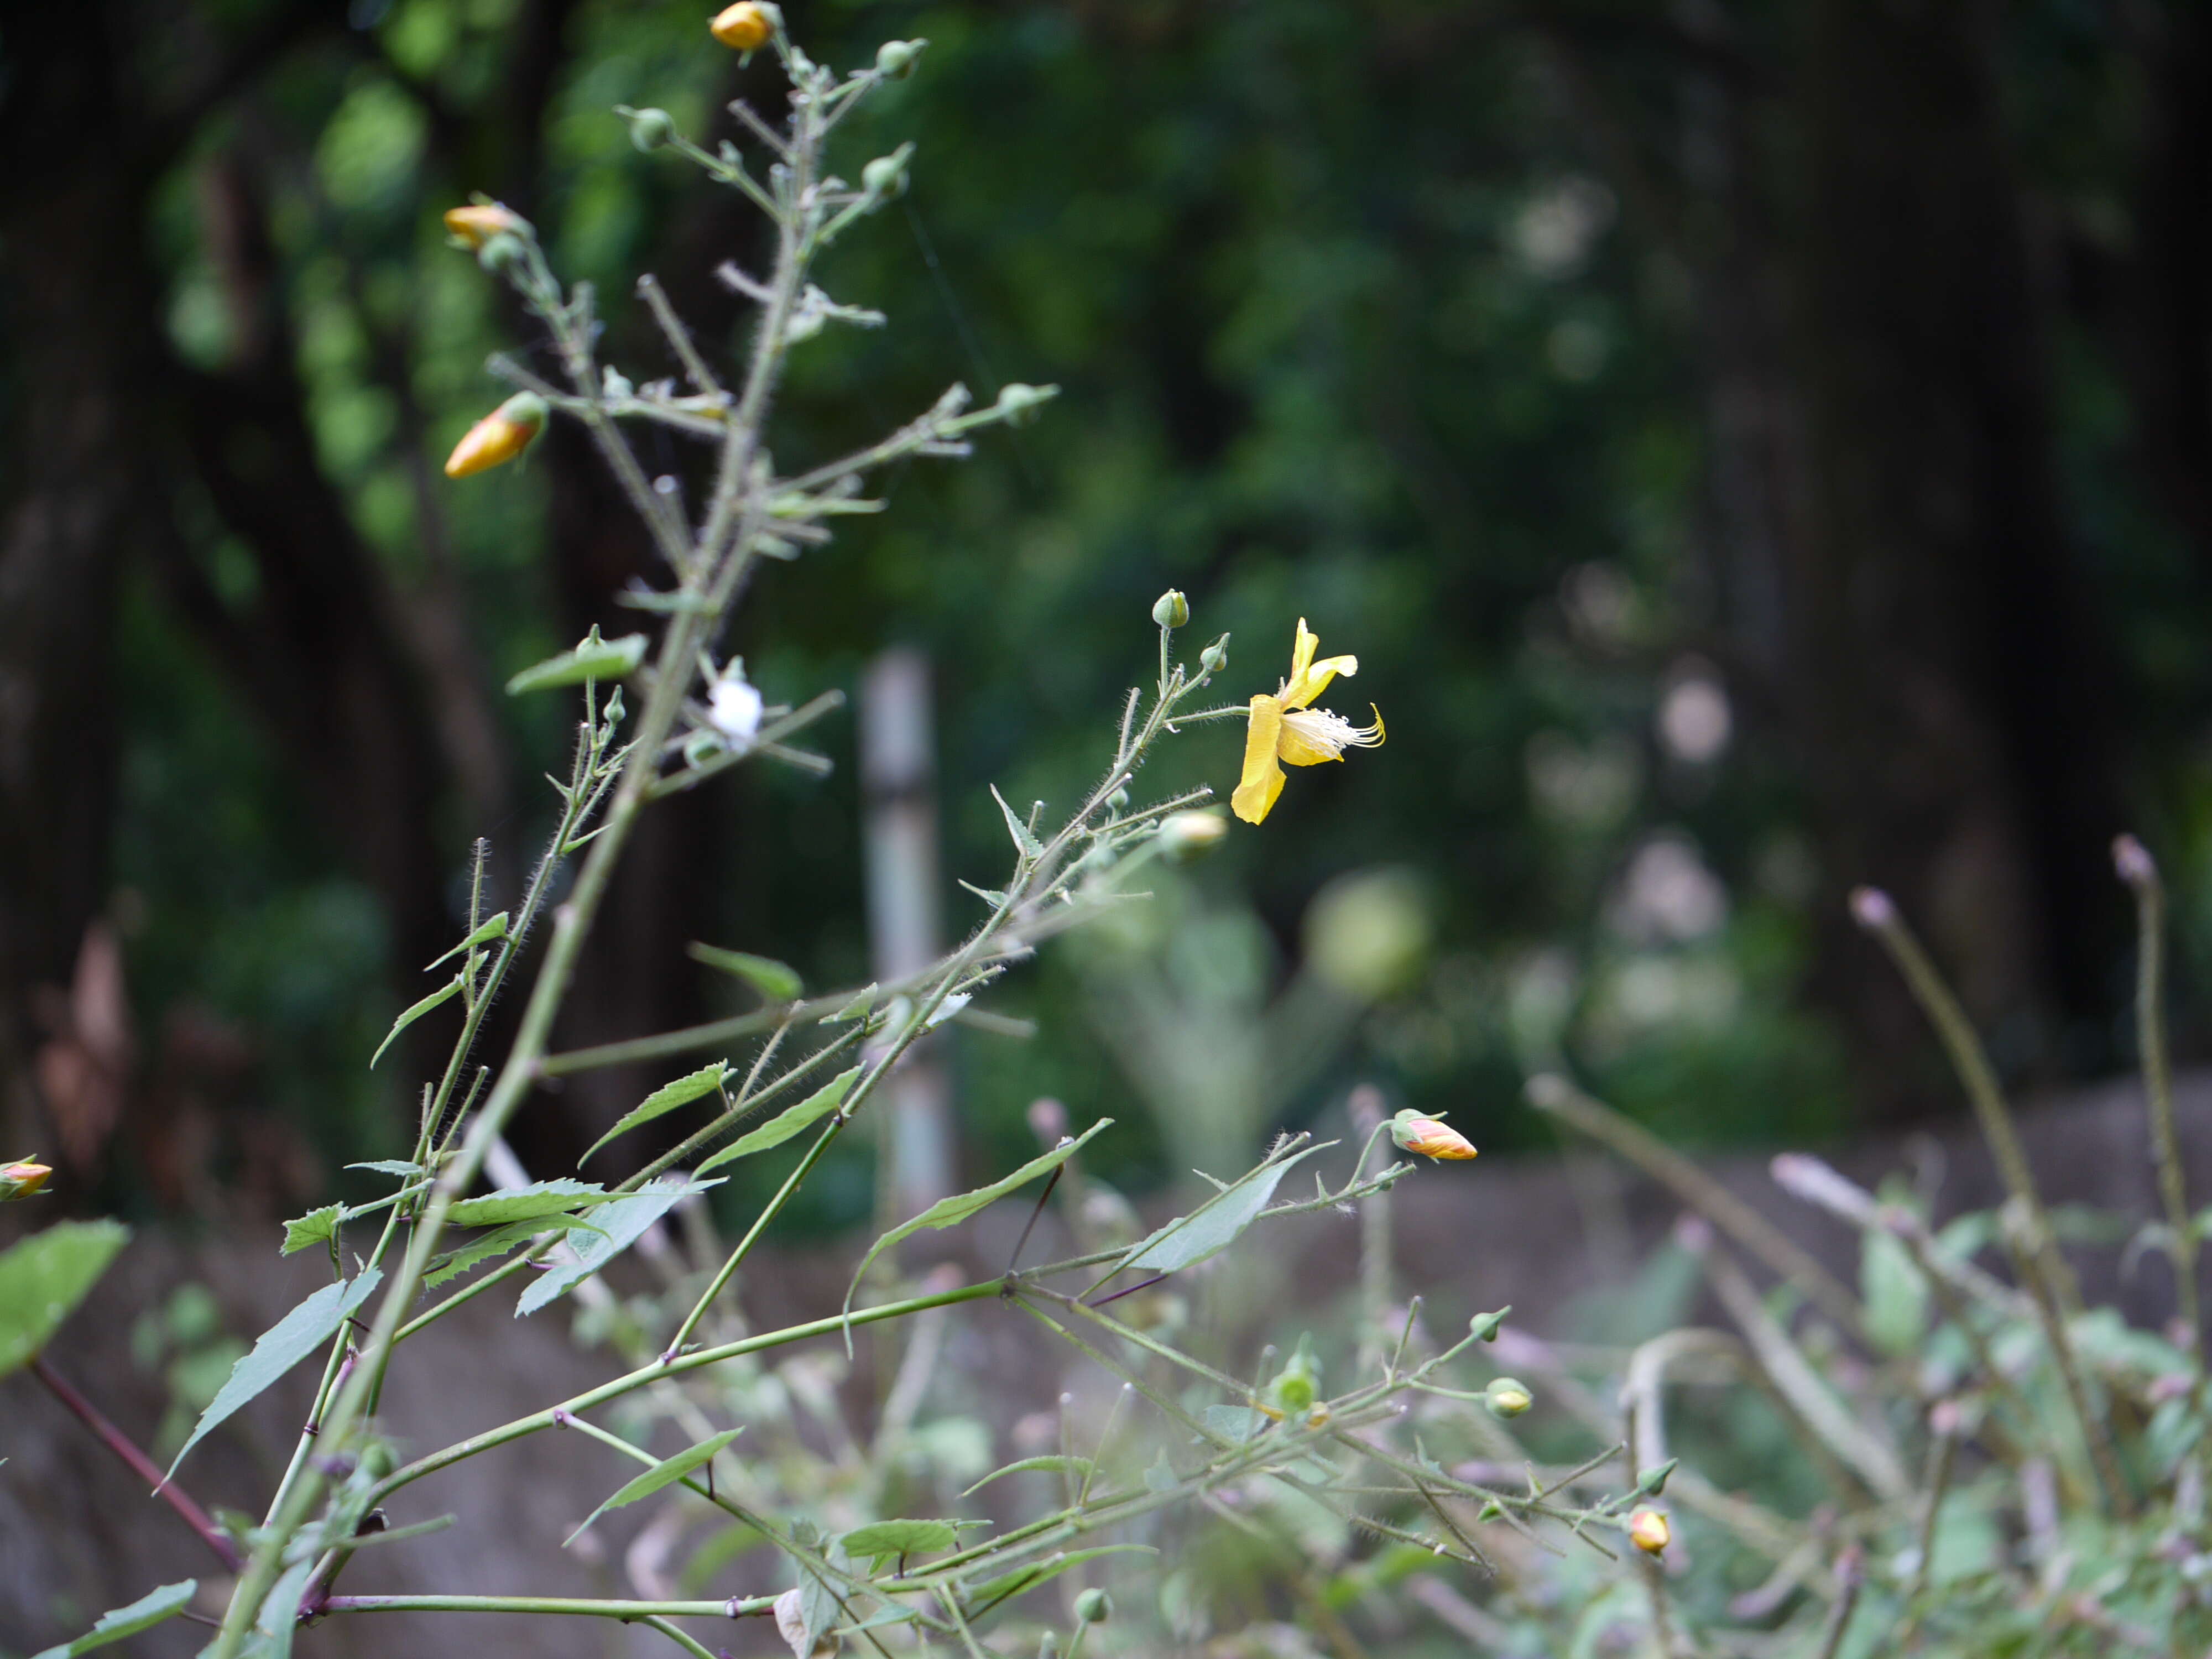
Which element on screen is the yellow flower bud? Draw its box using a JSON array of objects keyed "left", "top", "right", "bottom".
[
  {"left": 1159, "top": 810, "right": 1229, "bottom": 862},
  {"left": 1389, "top": 1108, "right": 1477, "bottom": 1161},
  {"left": 1629, "top": 1507, "right": 1671, "bottom": 1555},
  {"left": 710, "top": 2, "right": 775, "bottom": 50},
  {"left": 442, "top": 202, "right": 531, "bottom": 250},
  {"left": 1, "top": 1157, "right": 53, "bottom": 1201},
  {"left": 1483, "top": 1376, "right": 1533, "bottom": 1419},
  {"left": 445, "top": 393, "right": 548, "bottom": 478}
]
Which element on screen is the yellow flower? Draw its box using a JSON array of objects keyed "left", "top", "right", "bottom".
[
  {"left": 442, "top": 202, "right": 529, "bottom": 250},
  {"left": 1629, "top": 1507, "right": 1671, "bottom": 1555},
  {"left": 1, "top": 1156, "right": 53, "bottom": 1201},
  {"left": 709, "top": 2, "right": 775, "bottom": 50},
  {"left": 1230, "top": 619, "right": 1383, "bottom": 824},
  {"left": 445, "top": 393, "right": 547, "bottom": 478},
  {"left": 1388, "top": 1109, "right": 1477, "bottom": 1161}
]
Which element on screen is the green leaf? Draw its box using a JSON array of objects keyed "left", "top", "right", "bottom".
[
  {"left": 990, "top": 783, "right": 1042, "bottom": 861},
  {"left": 0, "top": 1220, "right": 130, "bottom": 1380},
  {"left": 253, "top": 1558, "right": 316, "bottom": 1659},
  {"left": 566, "top": 1426, "right": 744, "bottom": 1545},
  {"left": 840, "top": 1519, "right": 961, "bottom": 1561},
  {"left": 958, "top": 880, "right": 1008, "bottom": 908},
  {"left": 279, "top": 1205, "right": 345, "bottom": 1258},
  {"left": 581, "top": 1062, "right": 731, "bottom": 1164},
  {"left": 961, "top": 1455, "right": 1093, "bottom": 1498},
  {"left": 424, "top": 1213, "right": 607, "bottom": 1289},
  {"left": 1118, "top": 1143, "right": 1324, "bottom": 1275},
  {"left": 518, "top": 1178, "right": 722, "bottom": 1316},
  {"left": 424, "top": 911, "right": 510, "bottom": 973},
  {"left": 1860, "top": 1227, "right": 1928, "bottom": 1358},
  {"left": 369, "top": 973, "right": 463, "bottom": 1070},
  {"left": 962, "top": 1546, "right": 1154, "bottom": 1616},
  {"left": 346, "top": 1160, "right": 424, "bottom": 1177},
  {"left": 446, "top": 1178, "right": 618, "bottom": 1227},
  {"left": 30, "top": 1579, "right": 196, "bottom": 1658},
  {"left": 166, "top": 1269, "right": 383, "bottom": 1480},
  {"left": 793, "top": 1540, "right": 851, "bottom": 1655},
  {"left": 694, "top": 1067, "right": 861, "bottom": 1177},
  {"left": 1201, "top": 1404, "right": 1267, "bottom": 1444},
  {"left": 688, "top": 943, "right": 803, "bottom": 1001},
  {"left": 844, "top": 1119, "right": 1112, "bottom": 1328},
  {"left": 506, "top": 630, "right": 649, "bottom": 694}
]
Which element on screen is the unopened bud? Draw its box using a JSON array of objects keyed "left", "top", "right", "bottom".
[
  {"left": 1629, "top": 1507, "right": 1670, "bottom": 1555},
  {"left": 992, "top": 383, "right": 1056, "bottom": 426},
  {"left": 1467, "top": 1306, "right": 1510, "bottom": 1342},
  {"left": 1151, "top": 589, "right": 1189, "bottom": 630},
  {"left": 709, "top": 1, "right": 776, "bottom": 51},
  {"left": 1635, "top": 1458, "right": 1678, "bottom": 1496},
  {"left": 477, "top": 231, "right": 528, "bottom": 276},
  {"left": 1389, "top": 1108, "right": 1477, "bottom": 1162},
  {"left": 622, "top": 107, "right": 676, "bottom": 152},
  {"left": 2114, "top": 833, "right": 2158, "bottom": 889},
  {"left": 862, "top": 148, "right": 912, "bottom": 201},
  {"left": 1476, "top": 1499, "right": 1504, "bottom": 1520},
  {"left": 1, "top": 1157, "right": 53, "bottom": 1201},
  {"left": 445, "top": 392, "right": 547, "bottom": 478},
  {"left": 1159, "top": 810, "right": 1228, "bottom": 862},
  {"left": 1108, "top": 787, "right": 1131, "bottom": 812},
  {"left": 443, "top": 201, "right": 531, "bottom": 250},
  {"left": 1199, "top": 634, "right": 1229, "bottom": 674},
  {"left": 1074, "top": 1588, "right": 1112, "bottom": 1624},
  {"left": 1848, "top": 885, "right": 1896, "bottom": 932},
  {"left": 875, "top": 38, "right": 926, "bottom": 79},
  {"left": 1269, "top": 1335, "right": 1322, "bottom": 1416},
  {"left": 1483, "top": 1377, "right": 1533, "bottom": 1419}
]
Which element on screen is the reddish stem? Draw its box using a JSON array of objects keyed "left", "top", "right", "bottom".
[{"left": 33, "top": 1354, "right": 243, "bottom": 1572}]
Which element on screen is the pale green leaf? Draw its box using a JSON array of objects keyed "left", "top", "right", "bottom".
[
  {"left": 0, "top": 1219, "right": 130, "bottom": 1380},
  {"left": 844, "top": 1120, "right": 1112, "bottom": 1327},
  {"left": 424, "top": 1213, "right": 606, "bottom": 1288},
  {"left": 840, "top": 1519, "right": 960, "bottom": 1561},
  {"left": 688, "top": 943, "right": 803, "bottom": 1001},
  {"left": 424, "top": 910, "right": 510, "bottom": 973},
  {"left": 30, "top": 1579, "right": 196, "bottom": 1659},
  {"left": 582, "top": 1062, "right": 731, "bottom": 1164},
  {"left": 279, "top": 1205, "right": 345, "bottom": 1258},
  {"left": 446, "top": 1179, "right": 617, "bottom": 1227},
  {"left": 694, "top": 1067, "right": 860, "bottom": 1177},
  {"left": 506, "top": 632, "right": 648, "bottom": 694},
  {"left": 167, "top": 1269, "right": 383, "bottom": 1480},
  {"left": 1117, "top": 1144, "right": 1324, "bottom": 1275},
  {"left": 990, "top": 783, "right": 1042, "bottom": 861},
  {"left": 518, "top": 1179, "right": 722, "bottom": 1316},
  {"left": 346, "top": 1160, "right": 424, "bottom": 1177},
  {"left": 963, "top": 1546, "right": 1155, "bottom": 1615},
  {"left": 961, "top": 1455, "right": 1093, "bottom": 1498},
  {"left": 1201, "top": 1404, "right": 1266, "bottom": 1444},
  {"left": 567, "top": 1427, "right": 745, "bottom": 1545},
  {"left": 369, "top": 973, "right": 463, "bottom": 1070}
]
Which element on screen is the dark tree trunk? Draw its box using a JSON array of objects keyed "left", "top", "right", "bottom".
[{"left": 1786, "top": 0, "right": 2125, "bottom": 1110}]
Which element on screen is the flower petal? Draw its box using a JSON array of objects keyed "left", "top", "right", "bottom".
[
  {"left": 1285, "top": 653, "right": 1359, "bottom": 711},
  {"left": 1277, "top": 718, "right": 1342, "bottom": 767},
  {"left": 1231, "top": 695, "right": 1287, "bottom": 824}
]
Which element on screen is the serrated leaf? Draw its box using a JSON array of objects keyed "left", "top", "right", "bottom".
[
  {"left": 795, "top": 1540, "right": 850, "bottom": 1656},
  {"left": 505, "top": 632, "right": 649, "bottom": 695},
  {"left": 688, "top": 943, "right": 803, "bottom": 1001},
  {"left": 844, "top": 1120, "right": 1112, "bottom": 1329},
  {"left": 958, "top": 879, "right": 1008, "bottom": 907},
  {"left": 990, "top": 783, "right": 1042, "bottom": 861},
  {"left": 0, "top": 1220, "right": 130, "bottom": 1380},
  {"left": 369, "top": 974, "right": 463, "bottom": 1070},
  {"left": 581, "top": 1063, "right": 731, "bottom": 1164},
  {"left": 1201, "top": 1404, "right": 1267, "bottom": 1444},
  {"left": 424, "top": 1213, "right": 606, "bottom": 1288},
  {"left": 167, "top": 1269, "right": 383, "bottom": 1480},
  {"left": 518, "top": 1178, "right": 722, "bottom": 1316},
  {"left": 695, "top": 1067, "right": 861, "bottom": 1177},
  {"left": 279, "top": 1205, "right": 345, "bottom": 1258},
  {"left": 1118, "top": 1144, "right": 1323, "bottom": 1276},
  {"left": 30, "top": 1579, "right": 196, "bottom": 1659},
  {"left": 828, "top": 983, "right": 877, "bottom": 1022},
  {"left": 962, "top": 1546, "right": 1155, "bottom": 1615},
  {"left": 961, "top": 1455, "right": 1093, "bottom": 1497},
  {"left": 841, "top": 1519, "right": 961, "bottom": 1561},
  {"left": 566, "top": 1426, "right": 744, "bottom": 1545},
  {"left": 346, "top": 1160, "right": 424, "bottom": 1177},
  {"left": 424, "top": 911, "right": 510, "bottom": 973},
  {"left": 446, "top": 1179, "right": 619, "bottom": 1227}
]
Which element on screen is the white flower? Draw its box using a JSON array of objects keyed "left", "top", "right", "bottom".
[{"left": 708, "top": 671, "right": 764, "bottom": 744}]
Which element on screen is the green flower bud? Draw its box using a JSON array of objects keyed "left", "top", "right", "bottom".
[
  {"left": 992, "top": 382, "right": 1057, "bottom": 427},
  {"left": 1199, "top": 633, "right": 1230, "bottom": 674},
  {"left": 875, "top": 38, "right": 927, "bottom": 79},
  {"left": 1151, "top": 589, "right": 1190, "bottom": 630},
  {"left": 1636, "top": 1458, "right": 1678, "bottom": 1497},
  {"left": 622, "top": 107, "right": 676, "bottom": 152},
  {"left": 1074, "top": 1589, "right": 1112, "bottom": 1624},
  {"left": 1468, "top": 1305, "right": 1511, "bottom": 1343},
  {"left": 1476, "top": 1499, "right": 1504, "bottom": 1521},
  {"left": 862, "top": 149, "right": 911, "bottom": 201},
  {"left": 1108, "top": 786, "right": 1131, "bottom": 812},
  {"left": 477, "top": 231, "right": 528, "bottom": 276},
  {"left": 1484, "top": 1377, "right": 1533, "bottom": 1419},
  {"left": 1269, "top": 1334, "right": 1322, "bottom": 1416}
]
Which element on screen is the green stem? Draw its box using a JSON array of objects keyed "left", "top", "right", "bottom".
[
  {"left": 661, "top": 1114, "right": 843, "bottom": 1360},
  {"left": 319, "top": 1594, "right": 770, "bottom": 1619},
  {"left": 2117, "top": 837, "right": 2199, "bottom": 1364}
]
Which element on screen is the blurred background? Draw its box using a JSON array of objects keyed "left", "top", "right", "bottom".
[{"left": 3, "top": 0, "right": 2208, "bottom": 1235}]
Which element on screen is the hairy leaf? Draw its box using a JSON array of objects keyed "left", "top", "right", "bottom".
[
  {"left": 688, "top": 943, "right": 803, "bottom": 1001},
  {"left": 168, "top": 1269, "right": 383, "bottom": 1480},
  {"left": 1118, "top": 1143, "right": 1323, "bottom": 1276},
  {"left": 424, "top": 910, "right": 510, "bottom": 973},
  {"left": 424, "top": 1213, "right": 606, "bottom": 1288},
  {"left": 581, "top": 1062, "right": 731, "bottom": 1164},
  {"left": 840, "top": 1519, "right": 961, "bottom": 1561},
  {"left": 279, "top": 1205, "right": 345, "bottom": 1258},
  {"left": 0, "top": 1219, "right": 129, "bottom": 1380},
  {"left": 518, "top": 1178, "right": 722, "bottom": 1316},
  {"left": 446, "top": 1179, "right": 617, "bottom": 1227},
  {"left": 369, "top": 974, "right": 463, "bottom": 1070},
  {"left": 505, "top": 632, "right": 648, "bottom": 694},
  {"left": 30, "top": 1579, "right": 196, "bottom": 1659},
  {"left": 694, "top": 1067, "right": 861, "bottom": 1177},
  {"left": 990, "top": 782, "right": 1042, "bottom": 860},
  {"left": 566, "top": 1426, "right": 744, "bottom": 1545},
  {"left": 961, "top": 1455, "right": 1094, "bottom": 1497}
]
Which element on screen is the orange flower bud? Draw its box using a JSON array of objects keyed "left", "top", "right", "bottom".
[
  {"left": 709, "top": 2, "right": 774, "bottom": 50},
  {"left": 1, "top": 1157, "right": 53, "bottom": 1201},
  {"left": 1629, "top": 1507, "right": 1671, "bottom": 1556},
  {"left": 442, "top": 202, "right": 530, "bottom": 250},
  {"left": 1389, "top": 1109, "right": 1477, "bottom": 1161},
  {"left": 445, "top": 393, "right": 547, "bottom": 478}
]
